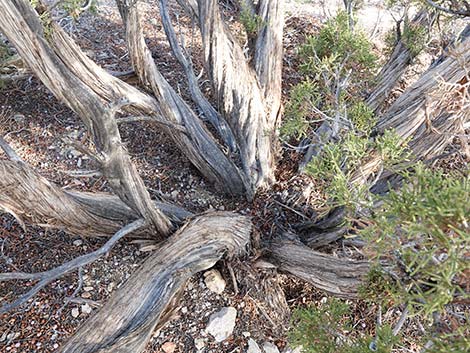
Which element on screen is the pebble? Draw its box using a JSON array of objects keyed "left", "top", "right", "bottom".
[
  {"left": 205, "top": 307, "right": 237, "bottom": 342},
  {"left": 81, "top": 303, "right": 92, "bottom": 314},
  {"left": 247, "top": 338, "right": 262, "bottom": 353},
  {"left": 73, "top": 239, "right": 83, "bottom": 246},
  {"left": 203, "top": 269, "right": 226, "bottom": 294},
  {"left": 71, "top": 308, "right": 80, "bottom": 318},
  {"left": 194, "top": 337, "right": 205, "bottom": 350},
  {"left": 83, "top": 286, "right": 94, "bottom": 291},
  {"left": 263, "top": 342, "right": 280, "bottom": 353},
  {"left": 81, "top": 292, "right": 92, "bottom": 299},
  {"left": 161, "top": 341, "right": 176, "bottom": 353}
]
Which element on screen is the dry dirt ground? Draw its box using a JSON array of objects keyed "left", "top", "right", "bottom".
[{"left": 0, "top": 1, "right": 467, "bottom": 353}]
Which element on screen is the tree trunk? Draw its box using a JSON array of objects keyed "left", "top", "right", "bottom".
[
  {"left": 0, "top": 0, "right": 173, "bottom": 237},
  {"left": 366, "top": 10, "right": 434, "bottom": 112},
  {"left": 60, "top": 212, "right": 251, "bottom": 353},
  {"left": 195, "top": 0, "right": 283, "bottom": 193},
  {"left": 116, "top": 0, "right": 248, "bottom": 196},
  {"left": 0, "top": 159, "right": 190, "bottom": 237},
  {"left": 267, "top": 238, "right": 369, "bottom": 298}
]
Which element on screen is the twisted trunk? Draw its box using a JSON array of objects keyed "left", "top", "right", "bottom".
[{"left": 60, "top": 212, "right": 251, "bottom": 353}]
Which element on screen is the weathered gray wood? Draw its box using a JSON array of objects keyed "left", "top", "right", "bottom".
[
  {"left": 366, "top": 10, "right": 433, "bottom": 112},
  {"left": 0, "top": 159, "right": 122, "bottom": 237},
  {"left": 254, "top": 0, "right": 284, "bottom": 128},
  {"left": 0, "top": 219, "right": 145, "bottom": 314},
  {"left": 118, "top": 0, "right": 248, "bottom": 196},
  {"left": 0, "top": 0, "right": 172, "bottom": 236},
  {"left": 60, "top": 212, "right": 251, "bottom": 353},
  {"left": 0, "top": 160, "right": 189, "bottom": 237},
  {"left": 267, "top": 238, "right": 369, "bottom": 298},
  {"left": 158, "top": 0, "right": 238, "bottom": 152},
  {"left": 197, "top": 0, "right": 278, "bottom": 194}
]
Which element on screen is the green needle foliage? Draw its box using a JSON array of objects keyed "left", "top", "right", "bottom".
[
  {"left": 240, "top": 2, "right": 264, "bottom": 35},
  {"left": 305, "top": 128, "right": 409, "bottom": 211},
  {"left": 361, "top": 165, "right": 470, "bottom": 319},
  {"left": 280, "top": 11, "right": 378, "bottom": 141},
  {"left": 290, "top": 299, "right": 400, "bottom": 353}
]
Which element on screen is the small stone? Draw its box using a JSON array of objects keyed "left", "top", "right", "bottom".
[
  {"left": 71, "top": 308, "right": 80, "bottom": 318},
  {"left": 247, "top": 338, "right": 262, "bottom": 353},
  {"left": 73, "top": 239, "right": 83, "bottom": 246},
  {"left": 81, "top": 303, "right": 92, "bottom": 314},
  {"left": 81, "top": 292, "right": 91, "bottom": 299},
  {"left": 205, "top": 307, "right": 237, "bottom": 342},
  {"left": 263, "top": 342, "right": 280, "bottom": 353},
  {"left": 83, "top": 286, "right": 94, "bottom": 291},
  {"left": 170, "top": 190, "right": 179, "bottom": 200},
  {"left": 181, "top": 306, "right": 188, "bottom": 314},
  {"left": 161, "top": 341, "right": 176, "bottom": 353},
  {"left": 6, "top": 332, "right": 20, "bottom": 342},
  {"left": 242, "top": 331, "right": 251, "bottom": 337},
  {"left": 13, "top": 114, "right": 25, "bottom": 123},
  {"left": 203, "top": 269, "right": 226, "bottom": 294},
  {"left": 194, "top": 338, "right": 205, "bottom": 350},
  {"left": 107, "top": 282, "right": 115, "bottom": 292}
]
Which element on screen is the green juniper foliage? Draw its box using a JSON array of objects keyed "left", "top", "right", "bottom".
[
  {"left": 281, "top": 11, "right": 378, "bottom": 142},
  {"left": 361, "top": 165, "right": 470, "bottom": 319},
  {"left": 62, "top": 0, "right": 98, "bottom": 19},
  {"left": 305, "top": 129, "right": 408, "bottom": 211},
  {"left": 298, "top": 10, "right": 377, "bottom": 91},
  {"left": 239, "top": 2, "right": 263, "bottom": 35},
  {"left": 384, "top": 16, "right": 428, "bottom": 57},
  {"left": 280, "top": 80, "right": 321, "bottom": 140},
  {"left": 290, "top": 299, "right": 400, "bottom": 353}
]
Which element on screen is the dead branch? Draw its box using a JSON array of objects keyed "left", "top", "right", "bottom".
[
  {"left": 196, "top": 0, "right": 278, "bottom": 194},
  {"left": 267, "top": 237, "right": 369, "bottom": 298},
  {"left": 0, "top": 219, "right": 146, "bottom": 314},
  {"left": 366, "top": 9, "right": 434, "bottom": 113},
  {"left": 425, "top": 0, "right": 470, "bottom": 17},
  {"left": 60, "top": 212, "right": 251, "bottom": 353},
  {"left": 117, "top": 0, "right": 248, "bottom": 196},
  {"left": 0, "top": 135, "right": 23, "bottom": 162},
  {"left": 0, "top": 159, "right": 190, "bottom": 237},
  {"left": 158, "top": 0, "right": 238, "bottom": 152},
  {"left": 0, "top": 0, "right": 173, "bottom": 236}
]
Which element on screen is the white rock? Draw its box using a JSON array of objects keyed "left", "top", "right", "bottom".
[
  {"left": 81, "top": 303, "right": 92, "bottom": 314},
  {"left": 247, "top": 338, "right": 262, "bottom": 353},
  {"left": 71, "top": 307, "right": 80, "bottom": 318},
  {"left": 73, "top": 239, "right": 83, "bottom": 246},
  {"left": 263, "top": 342, "right": 280, "bottom": 353},
  {"left": 194, "top": 338, "right": 205, "bottom": 350},
  {"left": 205, "top": 307, "right": 237, "bottom": 342},
  {"left": 203, "top": 269, "right": 226, "bottom": 294}
]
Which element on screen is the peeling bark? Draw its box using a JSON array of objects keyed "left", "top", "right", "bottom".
[
  {"left": 0, "top": 159, "right": 189, "bottom": 237},
  {"left": 197, "top": 0, "right": 278, "bottom": 193},
  {"left": 366, "top": 10, "right": 434, "bottom": 112},
  {"left": 254, "top": 0, "right": 284, "bottom": 128},
  {"left": 60, "top": 212, "right": 251, "bottom": 353},
  {"left": 158, "top": 0, "right": 238, "bottom": 152},
  {"left": 0, "top": 0, "right": 172, "bottom": 236},
  {"left": 118, "top": 0, "right": 248, "bottom": 196},
  {"left": 267, "top": 238, "right": 369, "bottom": 298}
]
